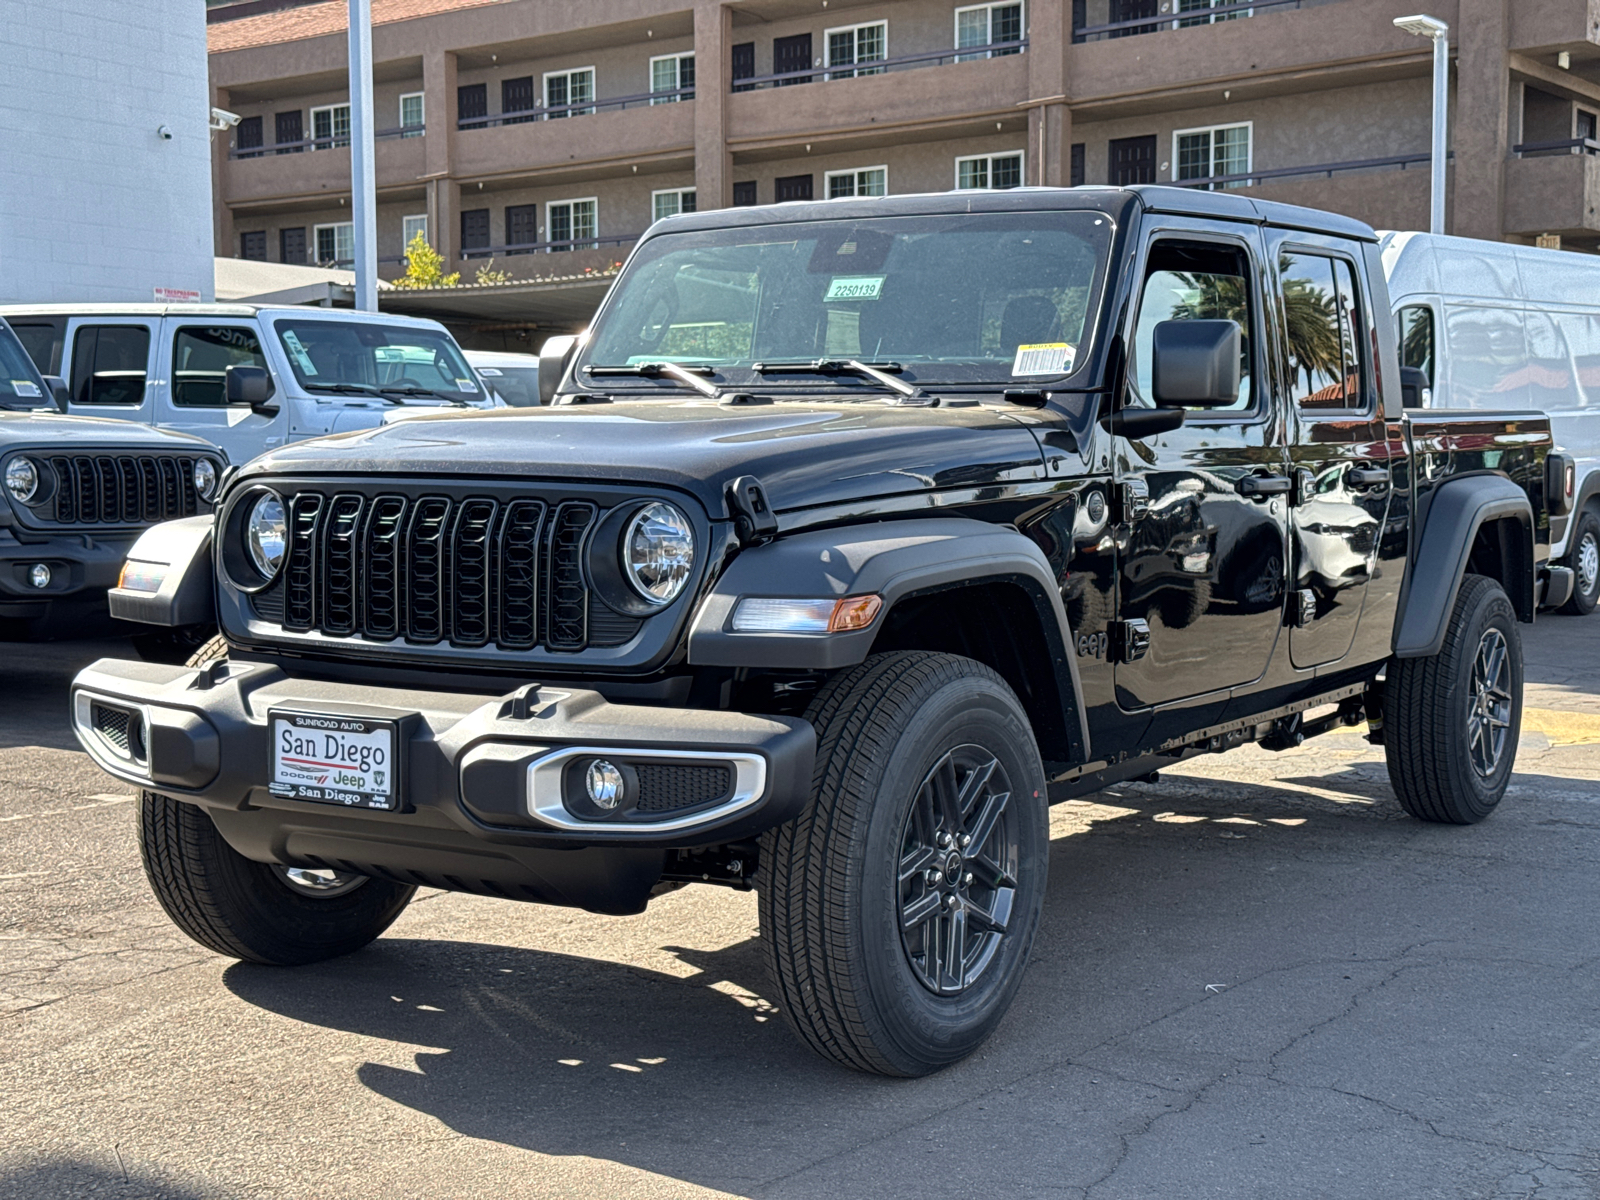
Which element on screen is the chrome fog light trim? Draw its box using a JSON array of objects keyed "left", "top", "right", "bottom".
[{"left": 527, "top": 745, "right": 766, "bottom": 833}]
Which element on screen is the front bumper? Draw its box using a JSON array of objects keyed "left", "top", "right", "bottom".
[
  {"left": 0, "top": 527, "right": 135, "bottom": 613},
  {"left": 70, "top": 657, "right": 815, "bottom": 914}
]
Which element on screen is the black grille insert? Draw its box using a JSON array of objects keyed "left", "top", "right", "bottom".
[
  {"left": 44, "top": 454, "right": 208, "bottom": 525},
  {"left": 634, "top": 764, "right": 734, "bottom": 814}
]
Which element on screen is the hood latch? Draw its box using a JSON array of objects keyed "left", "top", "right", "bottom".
[{"left": 727, "top": 475, "right": 778, "bottom": 547}]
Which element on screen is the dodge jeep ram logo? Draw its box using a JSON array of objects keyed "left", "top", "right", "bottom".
[{"left": 1077, "top": 631, "right": 1108, "bottom": 659}]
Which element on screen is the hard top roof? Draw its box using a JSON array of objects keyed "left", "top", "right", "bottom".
[
  {"left": 650, "top": 184, "right": 1377, "bottom": 243},
  {"left": 0, "top": 302, "right": 451, "bottom": 329}
]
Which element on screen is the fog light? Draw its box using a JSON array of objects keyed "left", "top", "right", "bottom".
[
  {"left": 28, "top": 563, "right": 50, "bottom": 589},
  {"left": 585, "top": 760, "right": 625, "bottom": 810}
]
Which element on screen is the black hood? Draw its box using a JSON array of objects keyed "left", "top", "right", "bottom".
[
  {"left": 0, "top": 410, "right": 221, "bottom": 453},
  {"left": 234, "top": 399, "right": 1049, "bottom": 516}
]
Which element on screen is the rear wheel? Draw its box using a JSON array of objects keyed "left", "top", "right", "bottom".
[
  {"left": 1385, "top": 574, "right": 1522, "bottom": 824},
  {"left": 1560, "top": 509, "right": 1600, "bottom": 615},
  {"left": 759, "top": 652, "right": 1049, "bottom": 1076}
]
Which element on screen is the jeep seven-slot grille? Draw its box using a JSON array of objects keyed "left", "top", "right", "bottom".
[
  {"left": 46, "top": 455, "right": 203, "bottom": 525},
  {"left": 251, "top": 490, "right": 634, "bottom": 653}
]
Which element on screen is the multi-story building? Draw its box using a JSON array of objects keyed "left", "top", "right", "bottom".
[{"left": 207, "top": 0, "right": 1600, "bottom": 340}]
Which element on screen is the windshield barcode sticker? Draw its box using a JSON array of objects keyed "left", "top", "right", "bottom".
[
  {"left": 281, "top": 329, "right": 317, "bottom": 375},
  {"left": 824, "top": 275, "right": 885, "bottom": 302},
  {"left": 1012, "top": 343, "right": 1074, "bottom": 377},
  {"left": 455, "top": 377, "right": 478, "bottom": 392}
]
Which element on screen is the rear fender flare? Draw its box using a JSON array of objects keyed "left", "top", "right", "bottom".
[
  {"left": 687, "top": 518, "right": 1089, "bottom": 762},
  {"left": 1395, "top": 475, "right": 1533, "bottom": 659}
]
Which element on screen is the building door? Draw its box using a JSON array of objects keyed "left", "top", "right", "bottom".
[
  {"left": 774, "top": 33, "right": 813, "bottom": 84},
  {"left": 1110, "top": 0, "right": 1160, "bottom": 35},
  {"left": 1109, "top": 135, "right": 1157, "bottom": 185},
  {"left": 506, "top": 204, "right": 538, "bottom": 253},
  {"left": 733, "top": 181, "right": 758, "bottom": 206},
  {"left": 461, "top": 209, "right": 490, "bottom": 256},
  {"left": 240, "top": 232, "right": 266, "bottom": 261},
  {"left": 1114, "top": 232, "right": 1290, "bottom": 714},
  {"left": 732, "top": 42, "right": 755, "bottom": 91},
  {"left": 457, "top": 83, "right": 487, "bottom": 125},
  {"left": 502, "top": 76, "right": 535, "bottom": 124},
  {"left": 280, "top": 227, "right": 306, "bottom": 265},
  {"left": 775, "top": 174, "right": 813, "bottom": 202},
  {"left": 274, "top": 110, "right": 302, "bottom": 154}
]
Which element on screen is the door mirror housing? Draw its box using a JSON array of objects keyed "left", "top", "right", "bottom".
[
  {"left": 42, "top": 375, "right": 69, "bottom": 412},
  {"left": 225, "top": 364, "right": 278, "bottom": 415},
  {"left": 1151, "top": 319, "right": 1241, "bottom": 408},
  {"left": 538, "top": 334, "right": 579, "bottom": 405},
  {"left": 1399, "top": 365, "right": 1431, "bottom": 409}
]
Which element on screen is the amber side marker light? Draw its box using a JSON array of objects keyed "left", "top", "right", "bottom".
[
  {"left": 730, "top": 594, "right": 884, "bottom": 633},
  {"left": 118, "top": 560, "right": 166, "bottom": 593}
]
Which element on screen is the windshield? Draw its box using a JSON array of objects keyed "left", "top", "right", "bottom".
[
  {"left": 581, "top": 210, "right": 1113, "bottom": 391},
  {"left": 273, "top": 319, "right": 481, "bottom": 401},
  {"left": 0, "top": 319, "right": 53, "bottom": 410}
]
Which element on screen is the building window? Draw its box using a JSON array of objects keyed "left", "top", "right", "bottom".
[
  {"left": 955, "top": 152, "right": 1024, "bottom": 189},
  {"left": 275, "top": 110, "right": 303, "bottom": 154},
  {"left": 402, "top": 214, "right": 429, "bottom": 252},
  {"left": 502, "top": 76, "right": 536, "bottom": 125},
  {"left": 956, "top": 2, "right": 1024, "bottom": 59},
  {"left": 399, "top": 92, "right": 424, "bottom": 137},
  {"left": 310, "top": 103, "right": 350, "bottom": 150},
  {"left": 1176, "top": 0, "right": 1250, "bottom": 27},
  {"left": 732, "top": 181, "right": 758, "bottom": 206},
  {"left": 651, "top": 52, "right": 695, "bottom": 103},
  {"left": 826, "top": 166, "right": 888, "bottom": 199},
  {"left": 547, "top": 198, "right": 598, "bottom": 251},
  {"left": 652, "top": 188, "right": 698, "bottom": 222},
  {"left": 240, "top": 231, "right": 267, "bottom": 261},
  {"left": 825, "top": 21, "right": 887, "bottom": 79},
  {"left": 461, "top": 208, "right": 491, "bottom": 256},
  {"left": 280, "top": 227, "right": 307, "bottom": 264},
  {"left": 1174, "top": 122, "right": 1251, "bottom": 189},
  {"left": 458, "top": 83, "right": 488, "bottom": 126},
  {"left": 314, "top": 222, "right": 354, "bottom": 266},
  {"left": 235, "top": 115, "right": 263, "bottom": 159},
  {"left": 544, "top": 68, "right": 595, "bottom": 117}
]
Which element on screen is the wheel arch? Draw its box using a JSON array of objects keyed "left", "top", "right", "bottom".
[
  {"left": 686, "top": 518, "right": 1090, "bottom": 764},
  {"left": 1395, "top": 474, "right": 1535, "bottom": 659}
]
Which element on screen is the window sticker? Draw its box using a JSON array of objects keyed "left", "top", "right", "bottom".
[
  {"left": 1012, "top": 343, "right": 1074, "bottom": 377},
  {"left": 281, "top": 329, "right": 317, "bottom": 375},
  {"left": 475, "top": 367, "right": 503, "bottom": 376},
  {"left": 824, "top": 275, "right": 885, "bottom": 302},
  {"left": 11, "top": 380, "right": 40, "bottom": 397},
  {"left": 455, "top": 377, "right": 479, "bottom": 392},
  {"left": 374, "top": 346, "right": 405, "bottom": 362}
]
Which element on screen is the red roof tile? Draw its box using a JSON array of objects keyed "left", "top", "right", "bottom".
[{"left": 209, "top": 0, "right": 505, "bottom": 54}]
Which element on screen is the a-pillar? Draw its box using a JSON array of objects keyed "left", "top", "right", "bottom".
[
  {"left": 1453, "top": 0, "right": 1510, "bottom": 240},
  {"left": 693, "top": 0, "right": 732, "bottom": 209}
]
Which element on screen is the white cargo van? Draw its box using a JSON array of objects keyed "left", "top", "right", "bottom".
[
  {"left": 1381, "top": 231, "right": 1599, "bottom": 613},
  {"left": 0, "top": 304, "right": 496, "bottom": 465}
]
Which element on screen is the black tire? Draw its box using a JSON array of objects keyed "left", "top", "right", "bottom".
[
  {"left": 1559, "top": 508, "right": 1600, "bottom": 616},
  {"left": 135, "top": 635, "right": 415, "bottom": 965},
  {"left": 759, "top": 652, "right": 1049, "bottom": 1077},
  {"left": 1385, "top": 574, "right": 1522, "bottom": 824}
]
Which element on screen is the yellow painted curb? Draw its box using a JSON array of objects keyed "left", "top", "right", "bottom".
[{"left": 1521, "top": 707, "right": 1600, "bottom": 746}]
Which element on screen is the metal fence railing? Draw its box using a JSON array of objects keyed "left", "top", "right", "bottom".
[
  {"left": 231, "top": 123, "right": 424, "bottom": 159},
  {"left": 1073, "top": 0, "right": 1306, "bottom": 43},
  {"left": 1167, "top": 151, "right": 1440, "bottom": 190},
  {"left": 457, "top": 88, "right": 693, "bottom": 130},
  {"left": 729, "top": 40, "right": 1026, "bottom": 90}
]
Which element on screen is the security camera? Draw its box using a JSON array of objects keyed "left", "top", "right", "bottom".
[
  {"left": 157, "top": 124, "right": 174, "bottom": 140},
  {"left": 209, "top": 107, "right": 242, "bottom": 130}
]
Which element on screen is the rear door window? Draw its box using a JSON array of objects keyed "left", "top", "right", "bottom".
[
  {"left": 1397, "top": 304, "right": 1435, "bottom": 389},
  {"left": 171, "top": 325, "right": 271, "bottom": 407},
  {"left": 70, "top": 324, "right": 150, "bottom": 405},
  {"left": 1277, "top": 252, "right": 1368, "bottom": 412}
]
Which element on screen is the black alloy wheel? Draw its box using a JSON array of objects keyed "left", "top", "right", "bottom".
[
  {"left": 1467, "top": 627, "right": 1515, "bottom": 779},
  {"left": 897, "top": 746, "right": 1018, "bottom": 996}
]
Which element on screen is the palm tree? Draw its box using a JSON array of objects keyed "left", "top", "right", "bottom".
[{"left": 1169, "top": 265, "right": 1344, "bottom": 396}]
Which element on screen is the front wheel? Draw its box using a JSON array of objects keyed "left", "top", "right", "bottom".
[
  {"left": 1385, "top": 573, "right": 1523, "bottom": 824},
  {"left": 759, "top": 652, "right": 1049, "bottom": 1076},
  {"left": 1560, "top": 509, "right": 1600, "bottom": 615}
]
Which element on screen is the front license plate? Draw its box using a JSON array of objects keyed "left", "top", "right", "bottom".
[{"left": 268, "top": 710, "right": 399, "bottom": 810}]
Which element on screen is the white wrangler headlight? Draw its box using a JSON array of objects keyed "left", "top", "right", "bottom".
[
  {"left": 247, "top": 492, "right": 287, "bottom": 580},
  {"left": 193, "top": 459, "right": 217, "bottom": 501},
  {"left": 623, "top": 501, "right": 695, "bottom": 606},
  {"left": 5, "top": 457, "right": 39, "bottom": 504}
]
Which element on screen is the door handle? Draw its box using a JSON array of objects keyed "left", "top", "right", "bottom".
[
  {"left": 1347, "top": 466, "right": 1390, "bottom": 488},
  {"left": 1235, "top": 473, "right": 1292, "bottom": 500}
]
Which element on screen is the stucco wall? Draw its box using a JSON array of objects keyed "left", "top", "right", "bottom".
[{"left": 0, "top": 0, "right": 214, "bottom": 302}]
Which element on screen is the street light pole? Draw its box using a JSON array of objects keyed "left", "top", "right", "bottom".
[
  {"left": 1394, "top": 14, "right": 1450, "bottom": 235},
  {"left": 348, "top": 0, "right": 377, "bottom": 311}
]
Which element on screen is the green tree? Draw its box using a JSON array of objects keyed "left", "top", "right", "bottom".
[
  {"left": 474, "top": 259, "right": 512, "bottom": 285},
  {"left": 391, "top": 232, "right": 459, "bottom": 290}
]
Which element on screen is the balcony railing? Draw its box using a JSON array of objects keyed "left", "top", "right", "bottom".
[
  {"left": 458, "top": 88, "right": 693, "bottom": 131},
  {"left": 731, "top": 40, "right": 1026, "bottom": 91},
  {"left": 1511, "top": 138, "right": 1600, "bottom": 157},
  {"left": 459, "top": 233, "right": 640, "bottom": 261},
  {"left": 230, "top": 123, "right": 424, "bottom": 159},
  {"left": 1073, "top": 0, "right": 1304, "bottom": 43},
  {"left": 1167, "top": 151, "right": 1440, "bottom": 189}
]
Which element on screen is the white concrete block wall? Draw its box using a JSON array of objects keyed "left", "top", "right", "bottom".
[{"left": 0, "top": 0, "right": 214, "bottom": 302}]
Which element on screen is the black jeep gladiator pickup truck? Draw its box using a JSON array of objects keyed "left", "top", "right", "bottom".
[{"left": 72, "top": 186, "right": 1571, "bottom": 1077}]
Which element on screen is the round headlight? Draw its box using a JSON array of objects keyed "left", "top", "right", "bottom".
[
  {"left": 193, "top": 459, "right": 217, "bottom": 501},
  {"left": 623, "top": 501, "right": 695, "bottom": 606},
  {"left": 5, "top": 457, "right": 39, "bottom": 504},
  {"left": 246, "top": 493, "right": 287, "bottom": 580}
]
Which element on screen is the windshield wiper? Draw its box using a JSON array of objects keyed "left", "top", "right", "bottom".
[
  {"left": 753, "top": 359, "right": 930, "bottom": 403},
  {"left": 302, "top": 382, "right": 397, "bottom": 402},
  {"left": 378, "top": 386, "right": 468, "bottom": 405},
  {"left": 585, "top": 362, "right": 721, "bottom": 399}
]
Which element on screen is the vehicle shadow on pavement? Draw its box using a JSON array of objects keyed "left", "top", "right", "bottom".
[
  {"left": 0, "top": 634, "right": 134, "bottom": 753},
  {"left": 0, "top": 1157, "right": 210, "bottom": 1200}
]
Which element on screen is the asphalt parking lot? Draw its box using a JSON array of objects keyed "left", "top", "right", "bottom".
[{"left": 3, "top": 620, "right": 1600, "bottom": 1200}]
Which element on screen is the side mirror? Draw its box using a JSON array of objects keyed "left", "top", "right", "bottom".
[
  {"left": 225, "top": 364, "right": 278, "bottom": 416},
  {"left": 1151, "top": 319, "right": 1241, "bottom": 407},
  {"left": 538, "top": 335, "right": 579, "bottom": 405},
  {"left": 42, "top": 375, "right": 69, "bottom": 411},
  {"left": 1399, "top": 365, "right": 1431, "bottom": 409}
]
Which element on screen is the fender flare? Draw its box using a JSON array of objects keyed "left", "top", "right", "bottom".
[
  {"left": 106, "top": 515, "right": 214, "bottom": 628},
  {"left": 687, "top": 518, "right": 1089, "bottom": 761},
  {"left": 1395, "top": 475, "right": 1533, "bottom": 659}
]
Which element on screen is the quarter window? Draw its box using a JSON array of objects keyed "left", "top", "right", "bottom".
[
  {"left": 1398, "top": 304, "right": 1435, "bottom": 389},
  {"left": 956, "top": 2, "right": 1024, "bottom": 59},
  {"left": 650, "top": 52, "right": 695, "bottom": 102},
  {"left": 171, "top": 326, "right": 271, "bottom": 408},
  {"left": 70, "top": 325, "right": 150, "bottom": 406},
  {"left": 1174, "top": 122, "right": 1251, "bottom": 190},
  {"left": 825, "top": 21, "right": 887, "bottom": 79},
  {"left": 310, "top": 103, "right": 350, "bottom": 149},
  {"left": 826, "top": 166, "right": 888, "bottom": 199},
  {"left": 955, "top": 152, "right": 1024, "bottom": 190},
  {"left": 1279, "top": 251, "right": 1367, "bottom": 411}
]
